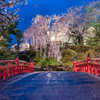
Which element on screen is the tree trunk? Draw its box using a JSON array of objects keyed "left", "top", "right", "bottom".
[{"left": 77, "top": 34, "right": 83, "bottom": 45}]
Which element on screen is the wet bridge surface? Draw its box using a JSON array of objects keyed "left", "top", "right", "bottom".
[{"left": 0, "top": 72, "right": 100, "bottom": 100}]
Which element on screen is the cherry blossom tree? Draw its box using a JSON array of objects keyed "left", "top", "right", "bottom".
[
  {"left": 67, "top": 1, "right": 100, "bottom": 45},
  {"left": 23, "top": 0, "right": 100, "bottom": 63},
  {"left": 24, "top": 14, "right": 64, "bottom": 62},
  {"left": 0, "top": 0, "right": 37, "bottom": 31}
]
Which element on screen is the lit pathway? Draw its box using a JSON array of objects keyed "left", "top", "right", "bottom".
[{"left": 0, "top": 72, "right": 100, "bottom": 100}]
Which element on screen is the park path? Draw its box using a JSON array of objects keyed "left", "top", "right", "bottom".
[{"left": 0, "top": 72, "right": 100, "bottom": 100}]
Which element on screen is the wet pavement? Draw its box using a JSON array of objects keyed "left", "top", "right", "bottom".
[{"left": 0, "top": 72, "right": 100, "bottom": 100}]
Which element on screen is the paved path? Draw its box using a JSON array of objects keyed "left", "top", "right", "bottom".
[{"left": 0, "top": 72, "right": 100, "bottom": 100}]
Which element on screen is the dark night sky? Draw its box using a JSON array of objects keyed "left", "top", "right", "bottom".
[{"left": 17, "top": 0, "right": 95, "bottom": 33}]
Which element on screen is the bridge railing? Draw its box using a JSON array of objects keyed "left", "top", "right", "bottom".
[
  {"left": 73, "top": 55, "right": 100, "bottom": 76},
  {"left": 0, "top": 58, "right": 34, "bottom": 82}
]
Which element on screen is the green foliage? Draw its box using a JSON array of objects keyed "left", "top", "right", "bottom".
[
  {"left": 85, "top": 25, "right": 100, "bottom": 46},
  {"left": 44, "top": 57, "right": 61, "bottom": 66},
  {"left": 34, "top": 54, "right": 44, "bottom": 66},
  {"left": 0, "top": 22, "right": 23, "bottom": 46},
  {"left": 42, "top": 57, "right": 51, "bottom": 66},
  {"left": 34, "top": 54, "right": 61, "bottom": 67},
  {"left": 8, "top": 22, "right": 23, "bottom": 46},
  {"left": 0, "top": 49, "right": 16, "bottom": 60},
  {"left": 95, "top": 25, "right": 100, "bottom": 38},
  {"left": 62, "top": 61, "right": 73, "bottom": 68},
  {"left": 85, "top": 49, "right": 96, "bottom": 58},
  {"left": 61, "top": 49, "right": 77, "bottom": 63},
  {"left": 86, "top": 36, "right": 99, "bottom": 46},
  {"left": 64, "top": 45, "right": 91, "bottom": 53},
  {"left": 78, "top": 53, "right": 86, "bottom": 60},
  {"left": 0, "top": 21, "right": 23, "bottom": 60}
]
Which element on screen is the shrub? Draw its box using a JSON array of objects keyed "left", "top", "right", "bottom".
[
  {"left": 34, "top": 55, "right": 44, "bottom": 66},
  {"left": 42, "top": 57, "right": 61, "bottom": 66},
  {"left": 68, "top": 45, "right": 91, "bottom": 53},
  {"left": 42, "top": 57, "right": 51, "bottom": 66},
  {"left": 78, "top": 53, "right": 86, "bottom": 60},
  {"left": 61, "top": 49, "right": 77, "bottom": 63},
  {"left": 85, "top": 49, "right": 96, "bottom": 58}
]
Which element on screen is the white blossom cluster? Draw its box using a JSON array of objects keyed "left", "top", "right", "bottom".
[{"left": 11, "top": 42, "right": 30, "bottom": 52}]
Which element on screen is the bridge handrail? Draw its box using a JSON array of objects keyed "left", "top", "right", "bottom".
[
  {"left": 76, "top": 60, "right": 87, "bottom": 63},
  {"left": 73, "top": 57, "right": 100, "bottom": 76},
  {"left": 0, "top": 58, "right": 34, "bottom": 82},
  {"left": 0, "top": 60, "right": 16, "bottom": 63},
  {"left": 19, "top": 60, "right": 30, "bottom": 64}
]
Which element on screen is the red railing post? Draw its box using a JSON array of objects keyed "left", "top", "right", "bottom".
[
  {"left": 22, "top": 62, "right": 24, "bottom": 73},
  {"left": 16, "top": 58, "right": 19, "bottom": 74},
  {"left": 83, "top": 61, "right": 85, "bottom": 72},
  {"left": 73, "top": 61, "right": 77, "bottom": 72},
  {"left": 29, "top": 62, "right": 34, "bottom": 72},
  {"left": 73, "top": 56, "right": 77, "bottom": 72},
  {"left": 8, "top": 61, "right": 11, "bottom": 77},
  {"left": 95, "top": 60, "right": 98, "bottom": 76},
  {"left": 87, "top": 54, "right": 91, "bottom": 73},
  {"left": 91, "top": 65, "right": 94, "bottom": 75},
  {"left": 13, "top": 67, "right": 15, "bottom": 76},
  {"left": 79, "top": 62, "right": 82, "bottom": 72},
  {"left": 29, "top": 57, "right": 34, "bottom": 72},
  {"left": 32, "top": 62, "right": 34, "bottom": 72},
  {"left": 3, "top": 69, "right": 7, "bottom": 79},
  {"left": 25, "top": 62, "right": 28, "bottom": 73},
  {"left": 19, "top": 63, "right": 21, "bottom": 74}
]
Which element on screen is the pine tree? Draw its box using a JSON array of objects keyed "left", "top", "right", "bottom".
[{"left": 0, "top": 21, "right": 23, "bottom": 60}]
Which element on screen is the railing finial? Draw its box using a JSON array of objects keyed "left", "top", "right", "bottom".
[
  {"left": 88, "top": 53, "right": 90, "bottom": 57},
  {"left": 74, "top": 56, "right": 77, "bottom": 61},
  {"left": 29, "top": 56, "right": 34, "bottom": 62}
]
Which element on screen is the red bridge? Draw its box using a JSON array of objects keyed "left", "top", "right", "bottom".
[
  {"left": 73, "top": 56, "right": 100, "bottom": 76},
  {"left": 0, "top": 57, "right": 100, "bottom": 100}
]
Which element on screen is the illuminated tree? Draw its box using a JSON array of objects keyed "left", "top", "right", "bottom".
[
  {"left": 68, "top": 1, "right": 100, "bottom": 45},
  {"left": 23, "top": 0, "right": 100, "bottom": 62},
  {"left": 24, "top": 14, "right": 63, "bottom": 62}
]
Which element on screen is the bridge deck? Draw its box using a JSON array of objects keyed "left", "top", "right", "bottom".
[{"left": 0, "top": 72, "right": 100, "bottom": 100}]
